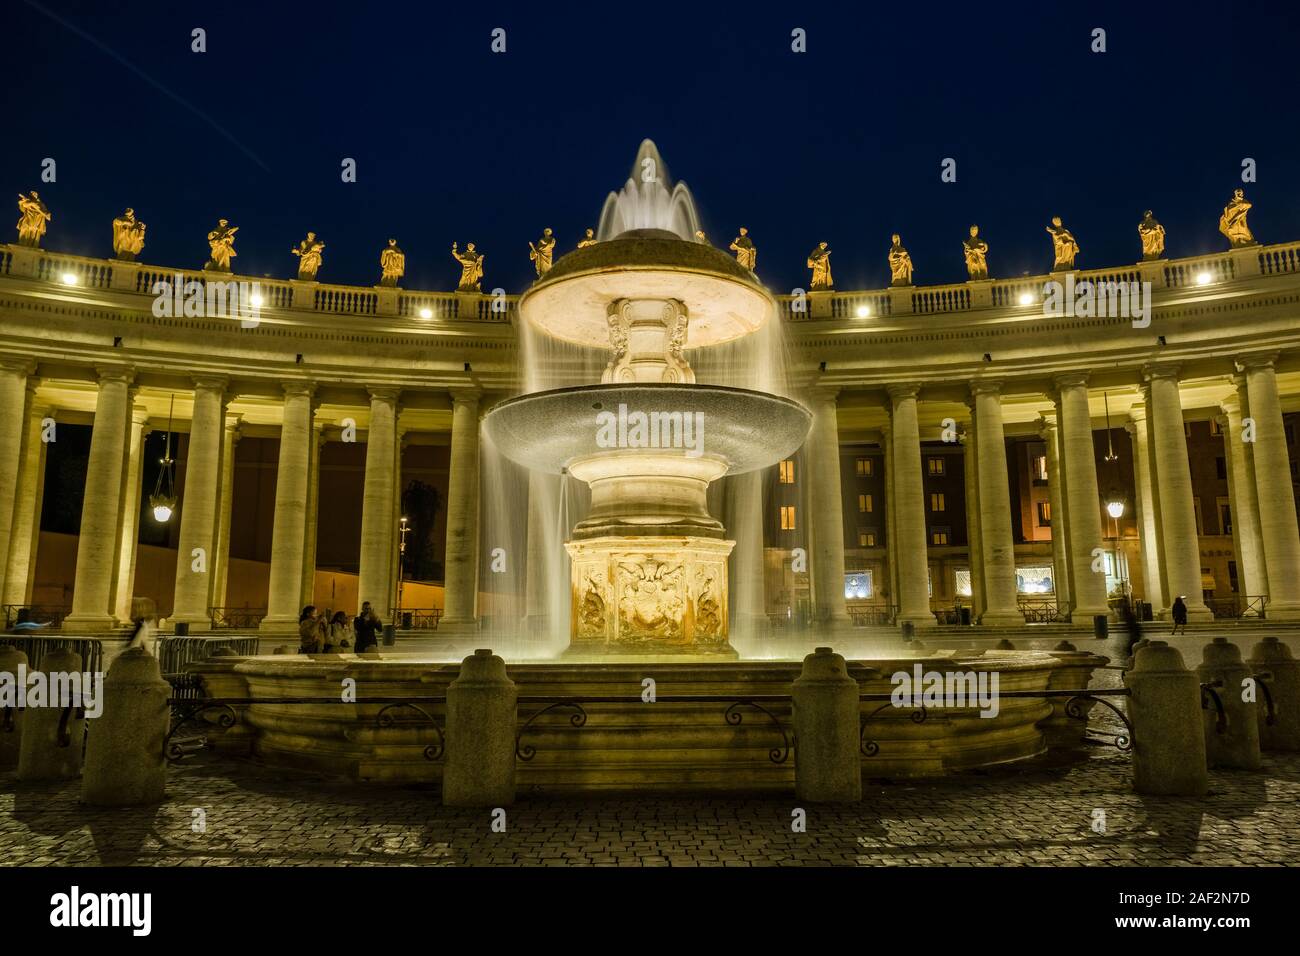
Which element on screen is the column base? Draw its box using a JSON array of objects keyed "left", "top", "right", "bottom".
[
  {"left": 1263, "top": 603, "right": 1300, "bottom": 622},
  {"left": 60, "top": 613, "right": 119, "bottom": 633},
  {"left": 438, "top": 618, "right": 481, "bottom": 637},
  {"left": 978, "top": 610, "right": 1027, "bottom": 627},
  {"left": 258, "top": 615, "right": 301, "bottom": 634},
  {"left": 898, "top": 613, "right": 937, "bottom": 629},
  {"left": 1185, "top": 604, "right": 1215, "bottom": 623},
  {"left": 169, "top": 616, "right": 213, "bottom": 633}
]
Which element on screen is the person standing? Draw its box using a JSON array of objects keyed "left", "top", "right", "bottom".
[
  {"left": 353, "top": 601, "right": 381, "bottom": 653},
  {"left": 325, "top": 610, "right": 351, "bottom": 652},
  {"left": 1170, "top": 595, "right": 1189, "bottom": 636},
  {"left": 298, "top": 605, "right": 324, "bottom": 654}
]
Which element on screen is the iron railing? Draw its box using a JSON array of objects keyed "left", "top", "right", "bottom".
[
  {"left": 0, "top": 634, "right": 103, "bottom": 674},
  {"left": 1203, "top": 595, "right": 1269, "bottom": 620},
  {"left": 1019, "top": 597, "right": 1062, "bottom": 623},
  {"left": 395, "top": 608, "right": 443, "bottom": 630},
  {"left": 208, "top": 605, "right": 267, "bottom": 629},
  {"left": 848, "top": 604, "right": 898, "bottom": 627},
  {"left": 2, "top": 604, "right": 71, "bottom": 629}
]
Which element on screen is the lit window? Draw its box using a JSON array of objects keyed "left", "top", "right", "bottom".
[
  {"left": 1034, "top": 455, "right": 1048, "bottom": 481},
  {"left": 855, "top": 457, "right": 874, "bottom": 477},
  {"left": 931, "top": 528, "right": 949, "bottom": 546},
  {"left": 1209, "top": 418, "right": 1222, "bottom": 436},
  {"left": 779, "top": 459, "right": 795, "bottom": 483},
  {"left": 1037, "top": 500, "right": 1051, "bottom": 525},
  {"left": 1015, "top": 566, "right": 1055, "bottom": 594},
  {"left": 859, "top": 493, "right": 872, "bottom": 513},
  {"left": 858, "top": 530, "right": 877, "bottom": 548},
  {"left": 780, "top": 506, "right": 796, "bottom": 531},
  {"left": 930, "top": 492, "right": 945, "bottom": 512},
  {"left": 954, "top": 569, "right": 972, "bottom": 597},
  {"left": 927, "top": 457, "right": 945, "bottom": 476},
  {"left": 844, "top": 572, "right": 872, "bottom": 600}
]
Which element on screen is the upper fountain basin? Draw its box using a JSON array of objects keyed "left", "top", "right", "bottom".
[
  {"left": 482, "top": 383, "right": 812, "bottom": 476},
  {"left": 519, "top": 229, "right": 773, "bottom": 350}
]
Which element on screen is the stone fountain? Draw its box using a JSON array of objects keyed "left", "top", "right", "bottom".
[{"left": 483, "top": 142, "right": 812, "bottom": 656}]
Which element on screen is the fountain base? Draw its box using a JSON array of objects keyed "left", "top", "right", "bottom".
[{"left": 566, "top": 536, "right": 735, "bottom": 655}]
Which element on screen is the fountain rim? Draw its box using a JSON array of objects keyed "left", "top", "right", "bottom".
[{"left": 483, "top": 380, "right": 811, "bottom": 417}]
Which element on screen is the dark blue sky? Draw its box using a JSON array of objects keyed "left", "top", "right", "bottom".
[{"left": 7, "top": 0, "right": 1298, "bottom": 294}]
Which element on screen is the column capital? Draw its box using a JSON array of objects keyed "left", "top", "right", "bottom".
[
  {"left": 1235, "top": 351, "right": 1279, "bottom": 373},
  {"left": 130, "top": 402, "right": 151, "bottom": 428},
  {"left": 1127, "top": 402, "right": 1149, "bottom": 424},
  {"left": 1035, "top": 414, "right": 1058, "bottom": 439},
  {"left": 0, "top": 357, "right": 38, "bottom": 377},
  {"left": 885, "top": 383, "right": 920, "bottom": 403},
  {"left": 1219, "top": 392, "right": 1244, "bottom": 417},
  {"left": 969, "top": 379, "right": 1003, "bottom": 398},
  {"left": 193, "top": 375, "right": 229, "bottom": 393},
  {"left": 368, "top": 385, "right": 402, "bottom": 404},
  {"left": 1051, "top": 371, "right": 1089, "bottom": 390},
  {"left": 282, "top": 380, "right": 317, "bottom": 399},
  {"left": 1141, "top": 362, "right": 1181, "bottom": 383},
  {"left": 809, "top": 385, "right": 841, "bottom": 405},
  {"left": 94, "top": 364, "right": 136, "bottom": 385},
  {"left": 449, "top": 387, "right": 481, "bottom": 407}
]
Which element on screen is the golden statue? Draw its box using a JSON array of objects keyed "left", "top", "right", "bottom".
[
  {"left": 963, "top": 225, "right": 989, "bottom": 280},
  {"left": 1138, "top": 210, "right": 1165, "bottom": 260},
  {"left": 888, "top": 234, "right": 913, "bottom": 286},
  {"left": 806, "top": 242, "right": 833, "bottom": 290},
  {"left": 111, "top": 208, "right": 146, "bottom": 261},
  {"left": 291, "top": 232, "right": 325, "bottom": 280},
  {"left": 379, "top": 238, "right": 405, "bottom": 287},
  {"left": 529, "top": 227, "right": 556, "bottom": 277},
  {"left": 452, "top": 241, "right": 484, "bottom": 292},
  {"left": 577, "top": 228, "right": 597, "bottom": 248},
  {"left": 204, "top": 218, "right": 239, "bottom": 271},
  {"left": 1046, "top": 216, "right": 1079, "bottom": 271},
  {"left": 1219, "top": 189, "right": 1255, "bottom": 247},
  {"left": 729, "top": 227, "right": 757, "bottom": 271},
  {"left": 695, "top": 230, "right": 708, "bottom": 243},
  {"left": 15, "top": 191, "right": 51, "bottom": 248}
]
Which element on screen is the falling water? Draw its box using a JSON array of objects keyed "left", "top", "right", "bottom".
[{"left": 597, "top": 140, "right": 703, "bottom": 242}]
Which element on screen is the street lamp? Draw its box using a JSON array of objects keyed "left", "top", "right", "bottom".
[
  {"left": 395, "top": 515, "right": 410, "bottom": 617},
  {"left": 149, "top": 395, "right": 177, "bottom": 522}
]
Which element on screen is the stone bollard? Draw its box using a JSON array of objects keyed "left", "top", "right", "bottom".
[
  {"left": 995, "top": 638, "right": 1017, "bottom": 650},
  {"left": 443, "top": 649, "right": 517, "bottom": 807},
  {"left": 1250, "top": 637, "right": 1300, "bottom": 751},
  {"left": 1196, "top": 637, "right": 1261, "bottom": 770},
  {"left": 1042, "top": 641, "right": 1109, "bottom": 747},
  {"left": 82, "top": 647, "right": 171, "bottom": 806},
  {"left": 16, "top": 648, "right": 86, "bottom": 782},
  {"left": 1125, "top": 641, "right": 1207, "bottom": 796},
  {"left": 0, "top": 646, "right": 29, "bottom": 769},
  {"left": 792, "top": 646, "right": 861, "bottom": 803}
]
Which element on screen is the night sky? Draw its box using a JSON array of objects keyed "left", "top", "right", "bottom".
[{"left": 6, "top": 0, "right": 1298, "bottom": 295}]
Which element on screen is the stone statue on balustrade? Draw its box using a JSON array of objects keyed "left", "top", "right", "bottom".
[
  {"left": 729, "top": 227, "right": 757, "bottom": 271},
  {"left": 111, "top": 208, "right": 147, "bottom": 261},
  {"left": 452, "top": 241, "right": 485, "bottom": 292},
  {"left": 888, "top": 234, "right": 913, "bottom": 286},
  {"left": 379, "top": 238, "right": 405, "bottom": 287},
  {"left": 963, "top": 225, "right": 989, "bottom": 280},
  {"left": 291, "top": 232, "right": 325, "bottom": 281},
  {"left": 1138, "top": 210, "right": 1165, "bottom": 260},
  {"left": 1219, "top": 189, "right": 1255, "bottom": 247},
  {"left": 16, "top": 191, "right": 51, "bottom": 248},
  {"left": 529, "top": 228, "right": 556, "bottom": 277},
  {"left": 204, "top": 219, "right": 238, "bottom": 271},
  {"left": 806, "top": 241, "right": 833, "bottom": 290},
  {"left": 1046, "top": 216, "right": 1079, "bottom": 271},
  {"left": 577, "top": 228, "right": 597, "bottom": 248}
]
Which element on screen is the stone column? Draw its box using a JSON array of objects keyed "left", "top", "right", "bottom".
[
  {"left": 1239, "top": 354, "right": 1300, "bottom": 619},
  {"left": 111, "top": 403, "right": 151, "bottom": 623},
  {"left": 1143, "top": 366, "right": 1212, "bottom": 621},
  {"left": 391, "top": 428, "right": 408, "bottom": 619},
  {"left": 1038, "top": 414, "right": 1072, "bottom": 616},
  {"left": 359, "top": 387, "right": 400, "bottom": 618},
  {"left": 261, "top": 382, "right": 316, "bottom": 629},
  {"left": 171, "top": 378, "right": 227, "bottom": 630},
  {"left": 0, "top": 362, "right": 37, "bottom": 604},
  {"left": 441, "top": 390, "right": 481, "bottom": 630},
  {"left": 3, "top": 402, "right": 50, "bottom": 607},
  {"left": 1125, "top": 406, "right": 1165, "bottom": 615},
  {"left": 299, "top": 424, "right": 325, "bottom": 609},
  {"left": 971, "top": 382, "right": 1023, "bottom": 625},
  {"left": 881, "top": 424, "right": 901, "bottom": 614},
  {"left": 1218, "top": 391, "right": 1267, "bottom": 606},
  {"left": 64, "top": 366, "right": 136, "bottom": 631},
  {"left": 807, "top": 389, "right": 849, "bottom": 626},
  {"left": 888, "top": 385, "right": 935, "bottom": 628},
  {"left": 210, "top": 414, "right": 242, "bottom": 612},
  {"left": 962, "top": 413, "right": 986, "bottom": 619},
  {"left": 1052, "top": 373, "right": 1108, "bottom": 620}
]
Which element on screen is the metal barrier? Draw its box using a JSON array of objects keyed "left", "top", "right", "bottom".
[
  {"left": 848, "top": 605, "right": 899, "bottom": 627},
  {"left": 0, "top": 634, "right": 103, "bottom": 674},
  {"left": 157, "top": 635, "right": 260, "bottom": 674},
  {"left": 1203, "top": 595, "right": 1269, "bottom": 620},
  {"left": 1019, "top": 597, "right": 1062, "bottom": 623},
  {"left": 208, "top": 605, "right": 267, "bottom": 629},
  {"left": 397, "top": 608, "right": 443, "bottom": 630}
]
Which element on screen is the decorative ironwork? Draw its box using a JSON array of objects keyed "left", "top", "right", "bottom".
[
  {"left": 375, "top": 702, "right": 444, "bottom": 761},
  {"left": 517, "top": 702, "right": 588, "bottom": 761},
  {"left": 57, "top": 705, "right": 83, "bottom": 748},
  {"left": 1200, "top": 679, "right": 1228, "bottom": 734},
  {"left": 1065, "top": 694, "right": 1134, "bottom": 751},
  {"left": 724, "top": 700, "right": 790, "bottom": 765},
  {"left": 860, "top": 701, "right": 928, "bottom": 757},
  {"left": 206, "top": 607, "right": 267, "bottom": 630},
  {"left": 1253, "top": 672, "right": 1277, "bottom": 727},
  {"left": 164, "top": 701, "right": 238, "bottom": 761}
]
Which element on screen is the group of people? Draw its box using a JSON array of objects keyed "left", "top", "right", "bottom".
[{"left": 298, "top": 601, "right": 383, "bottom": 655}]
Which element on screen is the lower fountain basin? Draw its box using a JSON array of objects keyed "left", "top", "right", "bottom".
[{"left": 482, "top": 383, "right": 812, "bottom": 475}]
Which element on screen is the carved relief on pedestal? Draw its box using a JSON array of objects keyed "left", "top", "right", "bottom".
[
  {"left": 692, "top": 567, "right": 725, "bottom": 642},
  {"left": 600, "top": 298, "right": 695, "bottom": 385},
  {"left": 617, "top": 556, "right": 685, "bottom": 643},
  {"left": 575, "top": 568, "right": 609, "bottom": 640}
]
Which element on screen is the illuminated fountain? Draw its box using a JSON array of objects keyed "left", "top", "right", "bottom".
[{"left": 483, "top": 142, "right": 811, "bottom": 656}]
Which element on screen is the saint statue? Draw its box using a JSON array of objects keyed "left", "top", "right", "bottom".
[
  {"left": 15, "top": 191, "right": 51, "bottom": 248},
  {"left": 379, "top": 238, "right": 405, "bottom": 287},
  {"left": 695, "top": 230, "right": 709, "bottom": 244},
  {"left": 111, "top": 208, "right": 147, "bottom": 261},
  {"left": 729, "top": 227, "right": 757, "bottom": 271},
  {"left": 963, "top": 225, "right": 989, "bottom": 280},
  {"left": 888, "top": 233, "right": 913, "bottom": 286},
  {"left": 1219, "top": 189, "right": 1255, "bottom": 247},
  {"left": 205, "top": 218, "right": 239, "bottom": 272},
  {"left": 807, "top": 241, "right": 833, "bottom": 290},
  {"left": 529, "top": 227, "right": 556, "bottom": 277},
  {"left": 577, "top": 228, "right": 597, "bottom": 248},
  {"left": 452, "top": 241, "right": 485, "bottom": 292},
  {"left": 291, "top": 232, "right": 326, "bottom": 280},
  {"left": 1046, "top": 216, "right": 1079, "bottom": 271},
  {"left": 1138, "top": 210, "right": 1165, "bottom": 260}
]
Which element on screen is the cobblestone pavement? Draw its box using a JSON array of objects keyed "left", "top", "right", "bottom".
[{"left": 3, "top": 740, "right": 1298, "bottom": 867}]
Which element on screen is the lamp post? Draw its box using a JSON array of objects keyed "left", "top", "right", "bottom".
[
  {"left": 149, "top": 395, "right": 177, "bottom": 523},
  {"left": 396, "top": 515, "right": 410, "bottom": 622}
]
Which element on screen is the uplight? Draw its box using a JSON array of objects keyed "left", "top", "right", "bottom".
[
  {"left": 1195, "top": 271, "right": 1213, "bottom": 286},
  {"left": 60, "top": 272, "right": 78, "bottom": 285},
  {"left": 419, "top": 307, "right": 433, "bottom": 319},
  {"left": 1017, "top": 291, "right": 1034, "bottom": 306},
  {"left": 248, "top": 292, "right": 265, "bottom": 308},
  {"left": 856, "top": 305, "right": 870, "bottom": 318}
]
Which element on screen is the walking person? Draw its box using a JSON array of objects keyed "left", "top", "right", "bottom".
[
  {"left": 324, "top": 610, "right": 351, "bottom": 652},
  {"left": 353, "top": 601, "right": 381, "bottom": 653},
  {"left": 1120, "top": 598, "right": 1143, "bottom": 662},
  {"left": 1170, "top": 595, "right": 1189, "bottom": 635},
  {"left": 298, "top": 605, "right": 325, "bottom": 654}
]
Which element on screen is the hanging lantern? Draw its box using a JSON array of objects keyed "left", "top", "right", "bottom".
[{"left": 150, "top": 395, "right": 178, "bottom": 522}]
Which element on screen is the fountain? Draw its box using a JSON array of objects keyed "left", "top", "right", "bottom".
[{"left": 483, "top": 142, "right": 811, "bottom": 656}]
